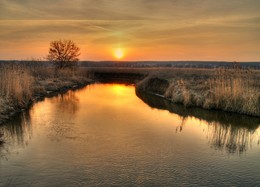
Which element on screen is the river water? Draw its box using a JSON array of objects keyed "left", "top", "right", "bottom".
[{"left": 0, "top": 84, "right": 260, "bottom": 186}]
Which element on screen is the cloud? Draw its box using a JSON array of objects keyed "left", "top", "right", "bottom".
[
  {"left": 0, "top": 0, "right": 260, "bottom": 60},
  {"left": 1, "top": 0, "right": 260, "bottom": 20}
]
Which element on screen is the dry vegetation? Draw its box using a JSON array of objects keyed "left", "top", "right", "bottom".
[
  {"left": 206, "top": 67, "right": 260, "bottom": 115},
  {"left": 137, "top": 65, "right": 260, "bottom": 116},
  {"left": 0, "top": 62, "right": 259, "bottom": 127},
  {"left": 0, "top": 65, "right": 33, "bottom": 107},
  {"left": 0, "top": 63, "right": 92, "bottom": 125}
]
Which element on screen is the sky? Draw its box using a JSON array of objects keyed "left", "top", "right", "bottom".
[{"left": 0, "top": 0, "right": 260, "bottom": 61}]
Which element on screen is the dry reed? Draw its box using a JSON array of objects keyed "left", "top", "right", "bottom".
[
  {"left": 0, "top": 65, "right": 34, "bottom": 106},
  {"left": 207, "top": 65, "right": 260, "bottom": 115},
  {"left": 138, "top": 64, "right": 260, "bottom": 116}
]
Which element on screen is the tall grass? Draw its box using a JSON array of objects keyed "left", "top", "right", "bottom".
[
  {"left": 0, "top": 61, "right": 92, "bottom": 105},
  {"left": 0, "top": 61, "right": 93, "bottom": 128},
  {"left": 138, "top": 64, "right": 260, "bottom": 116},
  {"left": 207, "top": 65, "right": 260, "bottom": 115},
  {"left": 0, "top": 65, "right": 34, "bottom": 106}
]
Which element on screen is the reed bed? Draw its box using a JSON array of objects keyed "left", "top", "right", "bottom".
[
  {"left": 207, "top": 67, "right": 260, "bottom": 115},
  {"left": 138, "top": 65, "right": 260, "bottom": 116},
  {"left": 0, "top": 65, "right": 34, "bottom": 107}
]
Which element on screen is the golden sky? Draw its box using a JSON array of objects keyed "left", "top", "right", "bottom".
[{"left": 0, "top": 0, "right": 260, "bottom": 61}]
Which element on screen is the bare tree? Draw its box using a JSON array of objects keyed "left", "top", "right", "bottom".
[{"left": 47, "top": 40, "right": 80, "bottom": 69}]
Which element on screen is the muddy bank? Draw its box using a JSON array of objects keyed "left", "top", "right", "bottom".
[
  {"left": 0, "top": 77, "right": 93, "bottom": 125},
  {"left": 136, "top": 76, "right": 260, "bottom": 117}
]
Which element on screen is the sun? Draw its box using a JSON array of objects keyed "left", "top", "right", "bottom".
[{"left": 114, "top": 48, "right": 124, "bottom": 59}]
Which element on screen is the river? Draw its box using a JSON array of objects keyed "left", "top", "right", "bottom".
[{"left": 0, "top": 84, "right": 259, "bottom": 186}]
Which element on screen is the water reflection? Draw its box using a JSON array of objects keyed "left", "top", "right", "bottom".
[
  {"left": 31, "top": 91, "right": 79, "bottom": 142},
  {"left": 1, "top": 85, "right": 259, "bottom": 159},
  {"left": 0, "top": 111, "right": 32, "bottom": 159},
  {"left": 52, "top": 91, "right": 79, "bottom": 114},
  {"left": 136, "top": 90, "right": 260, "bottom": 154},
  {"left": 0, "top": 84, "right": 259, "bottom": 186},
  {"left": 0, "top": 91, "right": 79, "bottom": 158},
  {"left": 207, "top": 122, "right": 255, "bottom": 154}
]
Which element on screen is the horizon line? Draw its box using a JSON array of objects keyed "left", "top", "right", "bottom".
[{"left": 1, "top": 60, "right": 260, "bottom": 63}]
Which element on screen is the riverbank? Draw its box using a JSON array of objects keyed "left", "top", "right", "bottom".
[
  {"left": 136, "top": 68, "right": 260, "bottom": 117},
  {"left": 0, "top": 66, "right": 93, "bottom": 125}
]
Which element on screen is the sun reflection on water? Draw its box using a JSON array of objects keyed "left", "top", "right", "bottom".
[{"left": 0, "top": 84, "right": 260, "bottom": 186}]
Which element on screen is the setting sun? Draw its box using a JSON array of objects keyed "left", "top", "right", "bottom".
[{"left": 114, "top": 48, "right": 124, "bottom": 59}]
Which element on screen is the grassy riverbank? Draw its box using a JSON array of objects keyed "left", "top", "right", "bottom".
[
  {"left": 137, "top": 67, "right": 260, "bottom": 116},
  {"left": 0, "top": 64, "right": 93, "bottom": 125}
]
